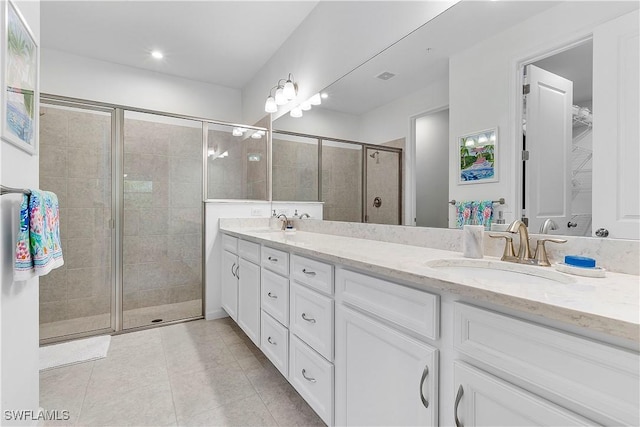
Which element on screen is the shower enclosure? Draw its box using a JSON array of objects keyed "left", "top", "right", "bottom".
[
  {"left": 272, "top": 130, "right": 402, "bottom": 224},
  {"left": 38, "top": 95, "right": 266, "bottom": 343}
]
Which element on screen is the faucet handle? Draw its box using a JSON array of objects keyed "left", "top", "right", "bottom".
[
  {"left": 533, "top": 238, "right": 567, "bottom": 267},
  {"left": 489, "top": 234, "right": 516, "bottom": 260}
]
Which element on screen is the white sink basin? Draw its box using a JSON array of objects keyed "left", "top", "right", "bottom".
[{"left": 425, "top": 258, "right": 574, "bottom": 285}]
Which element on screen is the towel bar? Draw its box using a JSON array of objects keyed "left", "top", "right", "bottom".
[
  {"left": 0, "top": 185, "right": 31, "bottom": 196},
  {"left": 449, "top": 198, "right": 505, "bottom": 206}
]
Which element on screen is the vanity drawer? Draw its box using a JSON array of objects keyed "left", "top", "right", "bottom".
[
  {"left": 290, "top": 281, "right": 334, "bottom": 361},
  {"left": 261, "top": 268, "right": 289, "bottom": 326},
  {"left": 336, "top": 268, "right": 439, "bottom": 341},
  {"left": 289, "top": 334, "right": 334, "bottom": 426},
  {"left": 454, "top": 303, "right": 640, "bottom": 426},
  {"left": 238, "top": 239, "right": 260, "bottom": 264},
  {"left": 222, "top": 234, "right": 238, "bottom": 254},
  {"left": 291, "top": 254, "right": 333, "bottom": 295},
  {"left": 262, "top": 246, "right": 289, "bottom": 277},
  {"left": 261, "top": 311, "right": 289, "bottom": 378}
]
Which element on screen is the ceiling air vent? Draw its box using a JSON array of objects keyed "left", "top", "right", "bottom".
[{"left": 376, "top": 71, "right": 396, "bottom": 81}]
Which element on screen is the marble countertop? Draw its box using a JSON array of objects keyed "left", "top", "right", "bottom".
[{"left": 220, "top": 226, "right": 640, "bottom": 343}]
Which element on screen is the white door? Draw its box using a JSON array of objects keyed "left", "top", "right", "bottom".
[
  {"left": 524, "top": 64, "right": 573, "bottom": 234},
  {"left": 221, "top": 250, "right": 238, "bottom": 321},
  {"left": 335, "top": 305, "right": 438, "bottom": 426},
  {"left": 592, "top": 11, "right": 639, "bottom": 239},
  {"left": 453, "top": 361, "right": 596, "bottom": 426},
  {"left": 237, "top": 258, "right": 261, "bottom": 346}
]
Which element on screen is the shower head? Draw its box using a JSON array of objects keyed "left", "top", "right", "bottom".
[{"left": 369, "top": 151, "right": 379, "bottom": 158}]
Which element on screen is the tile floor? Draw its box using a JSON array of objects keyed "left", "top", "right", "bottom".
[{"left": 40, "top": 318, "right": 325, "bottom": 426}]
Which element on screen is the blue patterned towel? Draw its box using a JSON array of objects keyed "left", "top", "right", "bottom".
[
  {"left": 455, "top": 200, "right": 494, "bottom": 230},
  {"left": 14, "top": 190, "right": 64, "bottom": 281}
]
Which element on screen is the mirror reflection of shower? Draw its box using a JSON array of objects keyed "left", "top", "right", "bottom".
[{"left": 369, "top": 150, "right": 380, "bottom": 164}]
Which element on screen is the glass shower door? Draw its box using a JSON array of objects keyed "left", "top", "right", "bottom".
[
  {"left": 39, "top": 101, "right": 115, "bottom": 342},
  {"left": 122, "top": 111, "right": 203, "bottom": 329}
]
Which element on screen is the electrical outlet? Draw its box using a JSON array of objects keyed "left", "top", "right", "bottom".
[{"left": 251, "top": 209, "right": 263, "bottom": 217}]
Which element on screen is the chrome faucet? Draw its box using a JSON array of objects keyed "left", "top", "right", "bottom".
[
  {"left": 490, "top": 219, "right": 566, "bottom": 266},
  {"left": 299, "top": 213, "right": 311, "bottom": 219},
  {"left": 276, "top": 214, "right": 288, "bottom": 230},
  {"left": 539, "top": 218, "right": 558, "bottom": 234}
]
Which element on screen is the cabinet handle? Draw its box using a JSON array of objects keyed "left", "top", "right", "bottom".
[
  {"left": 231, "top": 262, "right": 236, "bottom": 278},
  {"left": 268, "top": 256, "right": 278, "bottom": 262},
  {"left": 454, "top": 384, "right": 464, "bottom": 427},
  {"left": 267, "top": 336, "right": 277, "bottom": 345},
  {"left": 419, "top": 365, "right": 429, "bottom": 409},
  {"left": 301, "top": 313, "right": 316, "bottom": 323},
  {"left": 302, "top": 268, "right": 316, "bottom": 277},
  {"left": 235, "top": 265, "right": 240, "bottom": 279},
  {"left": 267, "top": 292, "right": 278, "bottom": 299},
  {"left": 301, "top": 369, "right": 316, "bottom": 383}
]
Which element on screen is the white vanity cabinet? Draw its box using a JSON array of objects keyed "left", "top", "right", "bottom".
[
  {"left": 453, "top": 303, "right": 640, "bottom": 426},
  {"left": 260, "top": 246, "right": 291, "bottom": 378},
  {"left": 453, "top": 361, "right": 594, "bottom": 426},
  {"left": 221, "top": 236, "right": 239, "bottom": 321},
  {"left": 220, "top": 234, "right": 261, "bottom": 346},
  {"left": 335, "top": 268, "right": 439, "bottom": 426}
]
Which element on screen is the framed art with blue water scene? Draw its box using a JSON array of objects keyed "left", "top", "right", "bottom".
[
  {"left": 458, "top": 127, "right": 497, "bottom": 184},
  {"left": 1, "top": 0, "right": 39, "bottom": 155}
]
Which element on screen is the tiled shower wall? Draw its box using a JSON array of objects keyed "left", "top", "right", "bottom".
[
  {"left": 272, "top": 137, "right": 318, "bottom": 202},
  {"left": 122, "top": 117, "right": 202, "bottom": 327},
  {"left": 321, "top": 144, "right": 362, "bottom": 222},
  {"left": 207, "top": 129, "right": 267, "bottom": 200},
  {"left": 39, "top": 106, "right": 112, "bottom": 330}
]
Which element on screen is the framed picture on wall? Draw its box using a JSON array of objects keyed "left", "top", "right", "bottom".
[
  {"left": 458, "top": 127, "right": 497, "bottom": 184},
  {"left": 1, "top": 0, "right": 39, "bottom": 155}
]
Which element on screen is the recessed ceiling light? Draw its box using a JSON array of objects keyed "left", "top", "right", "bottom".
[{"left": 151, "top": 50, "right": 164, "bottom": 60}]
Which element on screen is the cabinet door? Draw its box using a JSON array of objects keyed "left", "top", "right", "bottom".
[
  {"left": 335, "top": 305, "right": 438, "bottom": 426},
  {"left": 221, "top": 250, "right": 238, "bottom": 321},
  {"left": 238, "top": 258, "right": 261, "bottom": 346},
  {"left": 453, "top": 361, "right": 596, "bottom": 427}
]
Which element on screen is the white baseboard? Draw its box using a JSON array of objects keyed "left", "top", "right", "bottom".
[{"left": 205, "top": 308, "right": 229, "bottom": 320}]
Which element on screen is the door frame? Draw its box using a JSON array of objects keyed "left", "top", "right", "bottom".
[{"left": 511, "top": 35, "right": 593, "bottom": 226}]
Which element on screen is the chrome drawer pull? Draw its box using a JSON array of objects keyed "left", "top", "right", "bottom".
[
  {"left": 267, "top": 336, "right": 277, "bottom": 345},
  {"left": 268, "top": 256, "right": 278, "bottom": 262},
  {"left": 267, "top": 292, "right": 278, "bottom": 299},
  {"left": 302, "top": 269, "right": 316, "bottom": 276},
  {"left": 420, "top": 365, "right": 429, "bottom": 409},
  {"left": 302, "top": 369, "right": 316, "bottom": 383},
  {"left": 454, "top": 384, "right": 464, "bottom": 427},
  {"left": 301, "top": 313, "right": 316, "bottom": 323},
  {"left": 235, "top": 265, "right": 240, "bottom": 279},
  {"left": 231, "top": 262, "right": 236, "bottom": 277}
]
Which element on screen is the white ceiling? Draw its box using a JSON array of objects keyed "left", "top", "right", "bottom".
[
  {"left": 316, "top": 1, "right": 561, "bottom": 116},
  {"left": 41, "top": 1, "right": 319, "bottom": 89}
]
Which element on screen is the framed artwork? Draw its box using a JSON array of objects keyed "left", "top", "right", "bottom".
[
  {"left": 458, "top": 127, "right": 497, "bottom": 184},
  {"left": 1, "top": 0, "right": 38, "bottom": 155}
]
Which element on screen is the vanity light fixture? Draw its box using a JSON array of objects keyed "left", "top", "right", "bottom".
[
  {"left": 465, "top": 137, "right": 475, "bottom": 147},
  {"left": 478, "top": 134, "right": 489, "bottom": 145},
  {"left": 321, "top": 92, "right": 328, "bottom": 99},
  {"left": 232, "top": 127, "right": 247, "bottom": 136},
  {"left": 151, "top": 50, "right": 164, "bottom": 59},
  {"left": 300, "top": 101, "right": 312, "bottom": 111},
  {"left": 290, "top": 106, "right": 303, "bottom": 118},
  {"left": 309, "top": 93, "right": 322, "bottom": 105},
  {"left": 264, "top": 73, "right": 298, "bottom": 113}
]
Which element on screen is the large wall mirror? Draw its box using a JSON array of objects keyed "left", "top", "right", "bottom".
[{"left": 274, "top": 0, "right": 639, "bottom": 240}]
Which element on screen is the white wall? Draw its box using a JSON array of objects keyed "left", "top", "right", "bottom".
[
  {"left": 242, "top": 1, "right": 458, "bottom": 125},
  {"left": 41, "top": 49, "right": 242, "bottom": 122},
  {"left": 205, "top": 201, "right": 323, "bottom": 320},
  {"left": 416, "top": 109, "right": 449, "bottom": 228},
  {"left": 0, "top": 1, "right": 41, "bottom": 424},
  {"left": 448, "top": 1, "right": 639, "bottom": 227},
  {"left": 274, "top": 107, "right": 361, "bottom": 142},
  {"left": 359, "top": 78, "right": 449, "bottom": 225}
]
